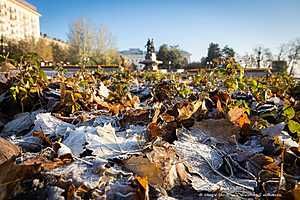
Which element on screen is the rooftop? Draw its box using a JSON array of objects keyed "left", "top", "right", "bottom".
[
  {"left": 13, "top": 0, "right": 40, "bottom": 15},
  {"left": 180, "top": 50, "right": 192, "bottom": 56},
  {"left": 120, "top": 48, "right": 144, "bottom": 55}
]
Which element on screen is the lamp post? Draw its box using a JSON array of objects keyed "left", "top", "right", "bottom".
[
  {"left": 0, "top": 35, "right": 5, "bottom": 55},
  {"left": 257, "top": 50, "right": 262, "bottom": 69},
  {"left": 207, "top": 60, "right": 213, "bottom": 69}
]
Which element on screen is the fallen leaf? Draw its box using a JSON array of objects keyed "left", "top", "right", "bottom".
[
  {"left": 122, "top": 141, "right": 189, "bottom": 191},
  {"left": 250, "top": 154, "right": 274, "bottom": 167},
  {"left": 0, "top": 137, "right": 21, "bottom": 165},
  {"left": 238, "top": 113, "right": 251, "bottom": 127},
  {"left": 228, "top": 106, "right": 250, "bottom": 127},
  {"left": 120, "top": 109, "right": 151, "bottom": 127},
  {"left": 32, "top": 131, "right": 52, "bottom": 147},
  {"left": 285, "top": 182, "right": 300, "bottom": 200},
  {"left": 192, "top": 119, "right": 240, "bottom": 142},
  {"left": 228, "top": 106, "right": 244, "bottom": 123},
  {"left": 0, "top": 157, "right": 41, "bottom": 200},
  {"left": 135, "top": 176, "right": 149, "bottom": 200},
  {"left": 283, "top": 106, "right": 295, "bottom": 120},
  {"left": 62, "top": 124, "right": 143, "bottom": 158},
  {"left": 148, "top": 122, "right": 160, "bottom": 140},
  {"left": 135, "top": 176, "right": 148, "bottom": 192},
  {"left": 288, "top": 120, "right": 300, "bottom": 136},
  {"left": 216, "top": 99, "right": 223, "bottom": 112},
  {"left": 177, "top": 100, "right": 202, "bottom": 121},
  {"left": 160, "top": 113, "right": 175, "bottom": 123},
  {"left": 147, "top": 121, "right": 177, "bottom": 143}
]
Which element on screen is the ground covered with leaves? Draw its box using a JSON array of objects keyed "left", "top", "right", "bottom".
[{"left": 0, "top": 58, "right": 300, "bottom": 199}]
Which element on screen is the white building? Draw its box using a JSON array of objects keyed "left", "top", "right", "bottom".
[
  {"left": 180, "top": 50, "right": 192, "bottom": 63},
  {"left": 288, "top": 61, "right": 300, "bottom": 79},
  {"left": 0, "top": 0, "right": 40, "bottom": 40},
  {"left": 119, "top": 48, "right": 145, "bottom": 69}
]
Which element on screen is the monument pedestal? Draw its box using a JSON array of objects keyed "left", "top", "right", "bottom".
[{"left": 140, "top": 52, "right": 162, "bottom": 71}]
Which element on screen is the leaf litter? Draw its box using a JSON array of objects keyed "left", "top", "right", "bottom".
[{"left": 0, "top": 65, "right": 299, "bottom": 199}]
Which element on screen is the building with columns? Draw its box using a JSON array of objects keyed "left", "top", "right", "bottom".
[
  {"left": 0, "top": 0, "right": 40, "bottom": 41},
  {"left": 119, "top": 48, "right": 145, "bottom": 70}
]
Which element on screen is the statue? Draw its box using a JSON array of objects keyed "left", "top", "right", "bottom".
[
  {"left": 145, "top": 38, "right": 155, "bottom": 53},
  {"left": 140, "top": 38, "right": 162, "bottom": 71},
  {"left": 150, "top": 38, "right": 155, "bottom": 53}
]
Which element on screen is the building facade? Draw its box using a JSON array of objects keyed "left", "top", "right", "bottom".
[
  {"left": 180, "top": 50, "right": 192, "bottom": 63},
  {"left": 0, "top": 0, "right": 40, "bottom": 40},
  {"left": 119, "top": 48, "right": 145, "bottom": 70}
]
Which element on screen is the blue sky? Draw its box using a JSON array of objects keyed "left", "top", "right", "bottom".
[{"left": 28, "top": 0, "right": 300, "bottom": 61}]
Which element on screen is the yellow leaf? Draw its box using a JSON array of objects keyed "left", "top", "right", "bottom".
[
  {"left": 135, "top": 176, "right": 148, "bottom": 191},
  {"left": 216, "top": 99, "right": 223, "bottom": 112}
]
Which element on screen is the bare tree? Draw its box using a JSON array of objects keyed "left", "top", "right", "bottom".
[
  {"left": 277, "top": 44, "right": 287, "bottom": 61},
  {"left": 286, "top": 38, "right": 300, "bottom": 75},
  {"left": 253, "top": 46, "right": 273, "bottom": 68},
  {"left": 96, "top": 25, "right": 114, "bottom": 53},
  {"left": 93, "top": 25, "right": 119, "bottom": 65},
  {"left": 34, "top": 38, "right": 53, "bottom": 61},
  {"left": 67, "top": 18, "right": 95, "bottom": 64}
]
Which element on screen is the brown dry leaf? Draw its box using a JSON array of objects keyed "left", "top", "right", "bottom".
[
  {"left": 24, "top": 155, "right": 73, "bottom": 171},
  {"left": 177, "top": 100, "right": 202, "bottom": 121},
  {"left": 160, "top": 113, "right": 175, "bottom": 123},
  {"left": 108, "top": 96, "right": 140, "bottom": 115},
  {"left": 43, "top": 159, "right": 72, "bottom": 170},
  {"left": 63, "top": 182, "right": 76, "bottom": 200},
  {"left": 263, "top": 162, "right": 280, "bottom": 176},
  {"left": 228, "top": 106, "right": 244, "bottom": 123},
  {"left": 216, "top": 99, "right": 223, "bottom": 112},
  {"left": 0, "top": 138, "right": 40, "bottom": 199},
  {"left": 148, "top": 122, "right": 160, "bottom": 140},
  {"left": 250, "top": 154, "right": 274, "bottom": 167},
  {"left": 24, "top": 143, "right": 73, "bottom": 171},
  {"left": 152, "top": 103, "right": 162, "bottom": 123},
  {"left": 192, "top": 119, "right": 240, "bottom": 142},
  {"left": 128, "top": 95, "right": 140, "bottom": 108},
  {"left": 0, "top": 157, "right": 41, "bottom": 200},
  {"left": 74, "top": 184, "right": 91, "bottom": 199},
  {"left": 286, "top": 183, "right": 300, "bottom": 200},
  {"left": 109, "top": 103, "right": 123, "bottom": 115},
  {"left": 147, "top": 121, "right": 177, "bottom": 142},
  {"left": 219, "top": 91, "right": 231, "bottom": 104},
  {"left": 122, "top": 142, "right": 189, "bottom": 191},
  {"left": 124, "top": 154, "right": 162, "bottom": 185},
  {"left": 238, "top": 113, "right": 251, "bottom": 127},
  {"left": 135, "top": 176, "right": 148, "bottom": 192},
  {"left": 93, "top": 95, "right": 110, "bottom": 110},
  {"left": 228, "top": 106, "right": 250, "bottom": 127},
  {"left": 0, "top": 62, "right": 16, "bottom": 73},
  {"left": 135, "top": 176, "right": 149, "bottom": 200},
  {"left": 32, "top": 131, "right": 52, "bottom": 146},
  {"left": 120, "top": 109, "right": 151, "bottom": 127},
  {"left": 0, "top": 137, "right": 21, "bottom": 165}
]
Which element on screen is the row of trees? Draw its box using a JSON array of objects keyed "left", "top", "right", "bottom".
[
  {"left": 188, "top": 38, "right": 299, "bottom": 70},
  {"left": 5, "top": 38, "right": 68, "bottom": 63},
  {"left": 4, "top": 18, "right": 121, "bottom": 66},
  {"left": 156, "top": 44, "right": 188, "bottom": 69},
  {"left": 238, "top": 38, "right": 300, "bottom": 71},
  {"left": 188, "top": 43, "right": 237, "bottom": 68}
]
